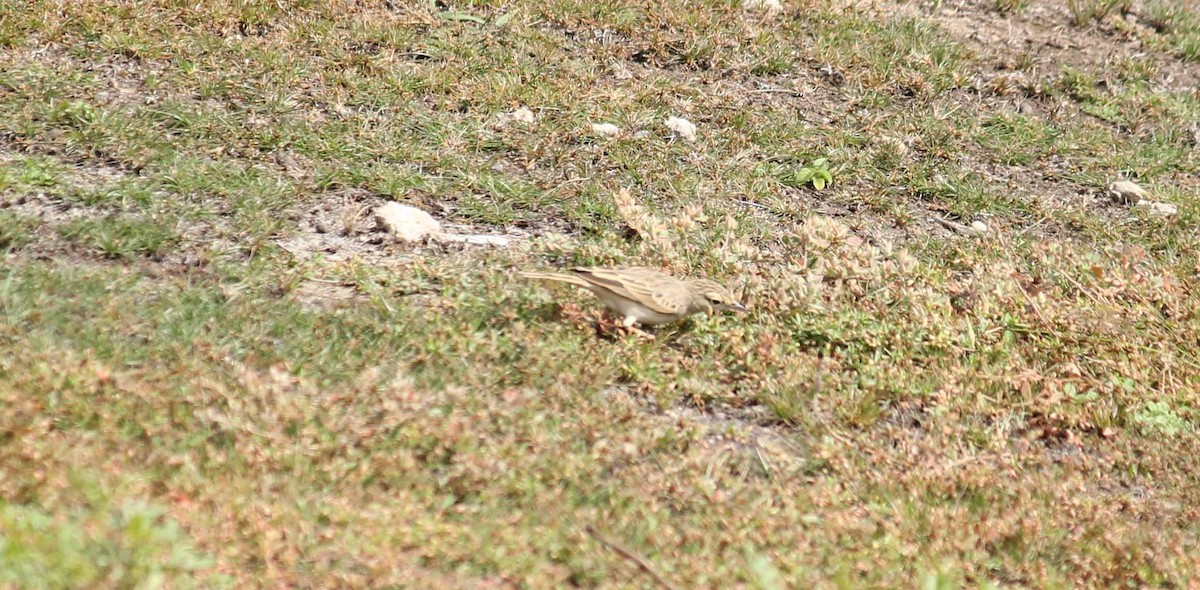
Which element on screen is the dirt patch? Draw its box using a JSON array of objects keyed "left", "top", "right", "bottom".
[
  {"left": 273, "top": 187, "right": 528, "bottom": 269},
  {"left": 931, "top": 0, "right": 1199, "bottom": 91},
  {"left": 0, "top": 147, "right": 243, "bottom": 278},
  {"left": 0, "top": 44, "right": 176, "bottom": 109},
  {"left": 289, "top": 279, "right": 364, "bottom": 311},
  {"left": 664, "top": 402, "right": 800, "bottom": 453},
  {"left": 602, "top": 384, "right": 807, "bottom": 477},
  {"left": 0, "top": 149, "right": 135, "bottom": 259}
]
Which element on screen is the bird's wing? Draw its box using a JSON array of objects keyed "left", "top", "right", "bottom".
[
  {"left": 519, "top": 271, "right": 593, "bottom": 288},
  {"left": 572, "top": 267, "right": 686, "bottom": 314}
]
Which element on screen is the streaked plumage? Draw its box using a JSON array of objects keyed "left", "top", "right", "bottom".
[{"left": 520, "top": 266, "right": 745, "bottom": 326}]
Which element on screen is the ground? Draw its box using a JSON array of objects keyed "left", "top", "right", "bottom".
[{"left": 2, "top": 0, "right": 1200, "bottom": 588}]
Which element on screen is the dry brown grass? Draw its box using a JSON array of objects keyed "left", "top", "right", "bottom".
[{"left": 2, "top": 0, "right": 1200, "bottom": 587}]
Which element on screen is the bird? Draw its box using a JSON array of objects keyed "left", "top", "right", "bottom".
[{"left": 519, "top": 266, "right": 746, "bottom": 328}]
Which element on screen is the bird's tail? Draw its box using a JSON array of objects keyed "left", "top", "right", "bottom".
[{"left": 518, "top": 270, "right": 592, "bottom": 288}]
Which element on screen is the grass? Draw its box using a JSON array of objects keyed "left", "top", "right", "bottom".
[
  {"left": 2, "top": 0, "right": 1200, "bottom": 587},
  {"left": 1146, "top": 0, "right": 1200, "bottom": 61},
  {"left": 1065, "top": 0, "right": 1132, "bottom": 27},
  {"left": 0, "top": 499, "right": 218, "bottom": 589}
]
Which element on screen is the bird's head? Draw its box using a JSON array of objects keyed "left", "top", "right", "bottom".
[{"left": 686, "top": 279, "right": 747, "bottom": 314}]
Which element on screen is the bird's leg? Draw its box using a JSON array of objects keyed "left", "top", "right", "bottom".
[
  {"left": 593, "top": 312, "right": 654, "bottom": 340},
  {"left": 591, "top": 312, "right": 625, "bottom": 340},
  {"left": 620, "top": 315, "right": 655, "bottom": 340}
]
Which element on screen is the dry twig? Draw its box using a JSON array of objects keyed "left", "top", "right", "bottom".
[{"left": 585, "top": 525, "right": 681, "bottom": 590}]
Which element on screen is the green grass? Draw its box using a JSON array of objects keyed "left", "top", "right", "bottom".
[
  {"left": 1147, "top": 0, "right": 1200, "bottom": 61},
  {"left": 58, "top": 216, "right": 179, "bottom": 259},
  {"left": 0, "top": 499, "right": 221, "bottom": 590},
  {"left": 0, "top": 211, "right": 35, "bottom": 252},
  {"left": 3, "top": 0, "right": 1200, "bottom": 587}
]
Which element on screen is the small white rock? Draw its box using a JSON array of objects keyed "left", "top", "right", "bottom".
[
  {"left": 591, "top": 123, "right": 621, "bottom": 137},
  {"left": 1109, "top": 180, "right": 1148, "bottom": 205},
  {"left": 970, "top": 220, "right": 989, "bottom": 233},
  {"left": 375, "top": 202, "right": 440, "bottom": 243},
  {"left": 1135, "top": 199, "right": 1177, "bottom": 217},
  {"left": 511, "top": 106, "right": 535, "bottom": 123},
  {"left": 665, "top": 116, "right": 697, "bottom": 142},
  {"left": 743, "top": 0, "right": 783, "bottom": 12}
]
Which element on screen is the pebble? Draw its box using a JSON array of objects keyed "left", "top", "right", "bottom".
[
  {"left": 375, "top": 202, "right": 440, "bottom": 243},
  {"left": 665, "top": 116, "right": 697, "bottom": 142}
]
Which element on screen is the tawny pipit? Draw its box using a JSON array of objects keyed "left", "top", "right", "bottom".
[{"left": 520, "top": 266, "right": 745, "bottom": 327}]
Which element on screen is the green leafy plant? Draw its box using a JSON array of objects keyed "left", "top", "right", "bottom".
[
  {"left": 12, "top": 157, "right": 62, "bottom": 188},
  {"left": 779, "top": 158, "right": 834, "bottom": 190},
  {"left": 1134, "top": 401, "right": 1191, "bottom": 436}
]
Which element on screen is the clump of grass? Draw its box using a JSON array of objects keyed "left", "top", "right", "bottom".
[
  {"left": 0, "top": 499, "right": 219, "bottom": 589},
  {"left": 1066, "top": 0, "right": 1132, "bottom": 27},
  {"left": 993, "top": 0, "right": 1029, "bottom": 14},
  {"left": 0, "top": 211, "right": 35, "bottom": 253},
  {"left": 3, "top": 156, "right": 65, "bottom": 191},
  {"left": 59, "top": 216, "right": 179, "bottom": 259},
  {"left": 1146, "top": 0, "right": 1200, "bottom": 61}
]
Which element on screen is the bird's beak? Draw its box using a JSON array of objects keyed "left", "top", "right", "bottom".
[{"left": 729, "top": 302, "right": 748, "bottom": 313}]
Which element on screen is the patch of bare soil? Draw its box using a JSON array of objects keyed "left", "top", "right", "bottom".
[
  {"left": 930, "top": 0, "right": 1199, "bottom": 92},
  {"left": 602, "top": 385, "right": 807, "bottom": 478},
  {"left": 931, "top": 0, "right": 1200, "bottom": 219},
  {"left": 273, "top": 187, "right": 527, "bottom": 269},
  {"left": 0, "top": 149, "right": 134, "bottom": 257},
  {"left": 837, "top": 0, "right": 1199, "bottom": 238},
  {"left": 274, "top": 187, "right": 383, "bottom": 263},
  {"left": 0, "top": 150, "right": 241, "bottom": 286},
  {"left": 289, "top": 279, "right": 364, "bottom": 311},
  {"left": 664, "top": 402, "right": 801, "bottom": 455}
]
